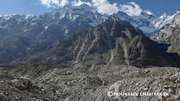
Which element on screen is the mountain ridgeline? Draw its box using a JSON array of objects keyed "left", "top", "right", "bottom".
[
  {"left": 15, "top": 17, "right": 176, "bottom": 67},
  {"left": 0, "top": 4, "right": 106, "bottom": 64},
  {"left": 0, "top": 4, "right": 179, "bottom": 67}
]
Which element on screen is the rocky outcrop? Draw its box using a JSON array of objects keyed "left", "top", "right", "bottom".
[{"left": 9, "top": 78, "right": 41, "bottom": 93}]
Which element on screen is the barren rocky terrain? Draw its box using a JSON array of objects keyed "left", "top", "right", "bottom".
[
  {"left": 1, "top": 3, "right": 180, "bottom": 101},
  {"left": 0, "top": 64, "right": 180, "bottom": 101}
]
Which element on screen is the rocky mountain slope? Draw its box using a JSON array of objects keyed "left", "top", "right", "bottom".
[
  {"left": 16, "top": 17, "right": 176, "bottom": 67},
  {"left": 111, "top": 10, "right": 180, "bottom": 66},
  {"left": 166, "top": 27, "right": 180, "bottom": 55},
  {"left": 156, "top": 26, "right": 180, "bottom": 65},
  {"left": 0, "top": 14, "right": 44, "bottom": 63}
]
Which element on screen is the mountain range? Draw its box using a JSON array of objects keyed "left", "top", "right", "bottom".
[
  {"left": 113, "top": 10, "right": 180, "bottom": 39},
  {"left": 1, "top": 4, "right": 180, "bottom": 101},
  {"left": 0, "top": 4, "right": 180, "bottom": 67}
]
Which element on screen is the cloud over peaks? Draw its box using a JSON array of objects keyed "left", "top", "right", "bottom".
[
  {"left": 71, "top": 0, "right": 91, "bottom": 6},
  {"left": 38, "top": 0, "right": 154, "bottom": 16},
  {"left": 39, "top": 0, "right": 69, "bottom": 8},
  {"left": 92, "top": 0, "right": 119, "bottom": 15},
  {"left": 39, "top": 0, "right": 119, "bottom": 15},
  {"left": 120, "top": 2, "right": 142, "bottom": 16}
]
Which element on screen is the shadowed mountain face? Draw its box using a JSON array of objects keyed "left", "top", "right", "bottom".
[
  {"left": 157, "top": 27, "right": 180, "bottom": 65},
  {"left": 166, "top": 27, "right": 180, "bottom": 54},
  {"left": 17, "top": 18, "right": 176, "bottom": 67},
  {"left": 0, "top": 15, "right": 44, "bottom": 64}
]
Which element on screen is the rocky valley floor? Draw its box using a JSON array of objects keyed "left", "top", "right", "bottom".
[{"left": 0, "top": 64, "right": 180, "bottom": 101}]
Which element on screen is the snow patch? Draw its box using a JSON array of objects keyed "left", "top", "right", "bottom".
[{"left": 23, "top": 29, "right": 28, "bottom": 32}]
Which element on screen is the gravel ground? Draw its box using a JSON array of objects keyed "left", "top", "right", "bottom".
[{"left": 0, "top": 64, "right": 180, "bottom": 101}]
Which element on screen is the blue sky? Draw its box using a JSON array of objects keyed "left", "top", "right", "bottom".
[{"left": 0, "top": 0, "right": 180, "bottom": 17}]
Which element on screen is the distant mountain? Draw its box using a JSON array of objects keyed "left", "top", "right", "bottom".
[
  {"left": 153, "top": 11, "right": 180, "bottom": 40},
  {"left": 16, "top": 17, "right": 176, "bottom": 67},
  {"left": 112, "top": 11, "right": 180, "bottom": 40},
  {"left": 40, "top": 4, "right": 107, "bottom": 27},
  {"left": 0, "top": 4, "right": 107, "bottom": 46},
  {"left": 112, "top": 11, "right": 156, "bottom": 34},
  {"left": 37, "top": 3, "right": 107, "bottom": 46},
  {"left": 153, "top": 11, "right": 180, "bottom": 29}
]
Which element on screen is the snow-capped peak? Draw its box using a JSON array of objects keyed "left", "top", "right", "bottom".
[
  {"left": 153, "top": 11, "right": 180, "bottom": 30},
  {"left": 0, "top": 14, "right": 37, "bottom": 23},
  {"left": 40, "top": 4, "right": 107, "bottom": 27},
  {"left": 0, "top": 14, "right": 18, "bottom": 22},
  {"left": 22, "top": 14, "right": 36, "bottom": 20},
  {"left": 62, "top": 3, "right": 95, "bottom": 14},
  {"left": 140, "top": 11, "right": 152, "bottom": 16},
  {"left": 139, "top": 11, "right": 156, "bottom": 19},
  {"left": 113, "top": 10, "right": 157, "bottom": 34},
  {"left": 176, "top": 11, "right": 180, "bottom": 14},
  {"left": 72, "top": 3, "right": 92, "bottom": 11},
  {"left": 112, "top": 11, "right": 131, "bottom": 21},
  {"left": 159, "top": 13, "right": 169, "bottom": 19}
]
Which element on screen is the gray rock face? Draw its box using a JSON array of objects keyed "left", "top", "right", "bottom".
[
  {"left": 155, "top": 24, "right": 180, "bottom": 41},
  {"left": 166, "top": 28, "right": 180, "bottom": 55},
  {"left": 153, "top": 25, "right": 180, "bottom": 66}
]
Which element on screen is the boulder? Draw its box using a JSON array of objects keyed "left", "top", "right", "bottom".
[{"left": 9, "top": 78, "right": 31, "bottom": 90}]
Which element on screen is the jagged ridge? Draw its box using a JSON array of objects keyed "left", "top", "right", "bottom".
[{"left": 17, "top": 18, "right": 176, "bottom": 67}]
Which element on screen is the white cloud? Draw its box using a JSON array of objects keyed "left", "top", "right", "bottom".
[
  {"left": 61, "top": 0, "right": 69, "bottom": 6},
  {"left": 120, "top": 2, "right": 142, "bottom": 16},
  {"left": 39, "top": 0, "right": 119, "bottom": 15},
  {"left": 39, "top": 0, "right": 69, "bottom": 8},
  {"left": 71, "top": 0, "right": 119, "bottom": 15},
  {"left": 38, "top": 0, "right": 154, "bottom": 17},
  {"left": 72, "top": 0, "right": 91, "bottom": 6},
  {"left": 91, "top": 0, "right": 119, "bottom": 15}
]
